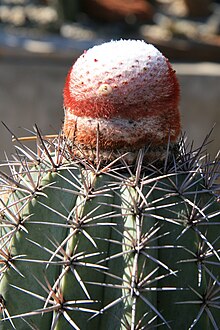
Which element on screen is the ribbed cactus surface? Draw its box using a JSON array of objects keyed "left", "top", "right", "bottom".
[
  {"left": 0, "top": 39, "right": 219, "bottom": 329},
  {"left": 0, "top": 136, "right": 219, "bottom": 329}
]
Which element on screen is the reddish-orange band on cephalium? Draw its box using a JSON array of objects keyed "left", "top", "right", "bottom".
[{"left": 63, "top": 39, "right": 180, "bottom": 150}]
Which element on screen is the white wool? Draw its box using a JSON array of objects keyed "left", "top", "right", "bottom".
[
  {"left": 83, "top": 39, "right": 162, "bottom": 67},
  {"left": 69, "top": 39, "right": 170, "bottom": 103},
  {"left": 65, "top": 111, "right": 164, "bottom": 142}
]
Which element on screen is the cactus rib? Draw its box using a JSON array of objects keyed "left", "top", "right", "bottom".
[{"left": 0, "top": 129, "right": 219, "bottom": 329}]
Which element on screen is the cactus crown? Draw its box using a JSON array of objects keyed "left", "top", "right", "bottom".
[{"left": 63, "top": 40, "right": 180, "bottom": 162}]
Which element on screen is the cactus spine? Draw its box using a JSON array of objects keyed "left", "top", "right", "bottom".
[{"left": 0, "top": 40, "right": 220, "bottom": 329}]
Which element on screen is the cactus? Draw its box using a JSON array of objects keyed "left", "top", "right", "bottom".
[{"left": 0, "top": 40, "right": 220, "bottom": 330}]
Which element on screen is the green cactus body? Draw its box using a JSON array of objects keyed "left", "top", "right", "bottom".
[{"left": 0, "top": 138, "right": 219, "bottom": 330}]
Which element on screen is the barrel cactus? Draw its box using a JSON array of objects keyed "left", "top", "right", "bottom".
[{"left": 0, "top": 40, "right": 219, "bottom": 330}]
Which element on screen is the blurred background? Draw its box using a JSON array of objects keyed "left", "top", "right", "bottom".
[{"left": 0, "top": 0, "right": 220, "bottom": 162}]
